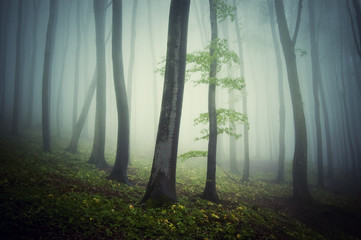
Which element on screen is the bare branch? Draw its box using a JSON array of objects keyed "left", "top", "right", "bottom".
[{"left": 292, "top": 0, "right": 303, "bottom": 46}]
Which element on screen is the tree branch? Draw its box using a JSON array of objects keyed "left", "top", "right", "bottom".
[
  {"left": 347, "top": 0, "right": 361, "bottom": 57},
  {"left": 292, "top": 0, "right": 303, "bottom": 46}
]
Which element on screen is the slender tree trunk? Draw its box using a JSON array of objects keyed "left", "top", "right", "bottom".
[
  {"left": 274, "top": 0, "right": 310, "bottom": 201},
  {"left": 141, "top": 0, "right": 190, "bottom": 207},
  {"left": 127, "top": 0, "right": 137, "bottom": 117},
  {"left": 308, "top": 0, "right": 324, "bottom": 188},
  {"left": 147, "top": 1, "right": 159, "bottom": 135},
  {"left": 72, "top": 0, "right": 82, "bottom": 132},
  {"left": 67, "top": 70, "right": 96, "bottom": 152},
  {"left": 11, "top": 0, "right": 24, "bottom": 135},
  {"left": 42, "top": 0, "right": 58, "bottom": 152},
  {"left": 0, "top": 0, "right": 10, "bottom": 125},
  {"left": 202, "top": 0, "right": 220, "bottom": 203},
  {"left": 109, "top": 0, "right": 130, "bottom": 185},
  {"left": 88, "top": 0, "right": 108, "bottom": 169},
  {"left": 25, "top": 0, "right": 41, "bottom": 129},
  {"left": 233, "top": 0, "right": 249, "bottom": 181},
  {"left": 267, "top": 0, "right": 286, "bottom": 183},
  {"left": 56, "top": 0, "right": 72, "bottom": 137}
]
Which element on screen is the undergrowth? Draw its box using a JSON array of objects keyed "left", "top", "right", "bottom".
[{"left": 0, "top": 133, "right": 360, "bottom": 239}]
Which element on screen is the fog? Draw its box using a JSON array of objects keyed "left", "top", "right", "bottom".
[{"left": 1, "top": 0, "right": 360, "bottom": 182}]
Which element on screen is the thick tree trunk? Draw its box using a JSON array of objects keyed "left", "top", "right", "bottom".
[
  {"left": 308, "top": 0, "right": 324, "bottom": 188},
  {"left": 141, "top": 0, "right": 190, "bottom": 207},
  {"left": 41, "top": 0, "right": 58, "bottom": 152},
  {"left": 11, "top": 0, "right": 23, "bottom": 135},
  {"left": 88, "top": 0, "right": 108, "bottom": 169},
  {"left": 233, "top": 0, "right": 249, "bottom": 181},
  {"left": 267, "top": 0, "right": 286, "bottom": 183},
  {"left": 202, "top": 0, "right": 220, "bottom": 203},
  {"left": 109, "top": 0, "right": 130, "bottom": 185},
  {"left": 274, "top": 0, "right": 310, "bottom": 201}
]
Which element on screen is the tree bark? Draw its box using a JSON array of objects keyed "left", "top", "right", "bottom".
[
  {"left": 274, "top": 0, "right": 310, "bottom": 201},
  {"left": 141, "top": 0, "right": 190, "bottom": 207},
  {"left": 202, "top": 0, "right": 220, "bottom": 203},
  {"left": 41, "top": 0, "right": 58, "bottom": 152},
  {"left": 88, "top": 0, "right": 108, "bottom": 169},
  {"left": 109, "top": 0, "right": 130, "bottom": 185}
]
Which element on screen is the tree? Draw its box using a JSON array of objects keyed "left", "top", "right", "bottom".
[
  {"left": 141, "top": 0, "right": 190, "bottom": 207},
  {"left": 108, "top": 0, "right": 130, "bottom": 185},
  {"left": 347, "top": 0, "right": 361, "bottom": 59},
  {"left": 88, "top": 0, "right": 108, "bottom": 169},
  {"left": 274, "top": 0, "right": 311, "bottom": 201},
  {"left": 41, "top": 0, "right": 58, "bottom": 152},
  {"left": 72, "top": 0, "right": 82, "bottom": 132},
  {"left": 203, "top": 0, "right": 220, "bottom": 203},
  {"left": 232, "top": 0, "right": 250, "bottom": 182},
  {"left": 308, "top": 0, "right": 324, "bottom": 188},
  {"left": 267, "top": 0, "right": 286, "bottom": 183},
  {"left": 11, "top": 0, "right": 24, "bottom": 135},
  {"left": 25, "top": 0, "right": 41, "bottom": 129}
]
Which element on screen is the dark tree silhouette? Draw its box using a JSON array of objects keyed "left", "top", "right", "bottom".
[
  {"left": 109, "top": 0, "right": 130, "bottom": 184},
  {"left": 141, "top": 0, "right": 190, "bottom": 207},
  {"left": 274, "top": 0, "right": 311, "bottom": 201},
  {"left": 11, "top": 0, "right": 23, "bottom": 135}
]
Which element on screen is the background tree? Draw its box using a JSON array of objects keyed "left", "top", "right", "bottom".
[
  {"left": 88, "top": 0, "right": 108, "bottom": 169},
  {"left": 141, "top": 0, "right": 190, "bottom": 207},
  {"left": 41, "top": 0, "right": 58, "bottom": 152},
  {"left": 308, "top": 0, "right": 324, "bottom": 188},
  {"left": 274, "top": 0, "right": 311, "bottom": 201},
  {"left": 109, "top": 0, "right": 130, "bottom": 185},
  {"left": 11, "top": 0, "right": 23, "bottom": 135},
  {"left": 267, "top": 0, "right": 286, "bottom": 183}
]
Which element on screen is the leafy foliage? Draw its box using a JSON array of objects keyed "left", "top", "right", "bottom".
[
  {"left": 194, "top": 108, "right": 248, "bottom": 140},
  {"left": 178, "top": 150, "right": 208, "bottom": 162},
  {"left": 215, "top": 0, "right": 237, "bottom": 22}
]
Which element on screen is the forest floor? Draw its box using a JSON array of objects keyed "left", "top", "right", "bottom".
[{"left": 1, "top": 132, "right": 361, "bottom": 240}]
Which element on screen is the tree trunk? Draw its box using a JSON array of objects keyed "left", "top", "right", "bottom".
[
  {"left": 233, "top": 0, "right": 249, "bottom": 181},
  {"left": 202, "top": 0, "right": 220, "bottom": 203},
  {"left": 127, "top": 0, "right": 137, "bottom": 117},
  {"left": 274, "top": 0, "right": 310, "bottom": 201},
  {"left": 0, "top": 0, "right": 10, "bottom": 125},
  {"left": 109, "top": 0, "right": 130, "bottom": 185},
  {"left": 141, "top": 0, "right": 190, "bottom": 207},
  {"left": 67, "top": 70, "right": 96, "bottom": 152},
  {"left": 41, "top": 0, "right": 58, "bottom": 152},
  {"left": 267, "top": 0, "right": 286, "bottom": 183},
  {"left": 147, "top": 1, "right": 159, "bottom": 135},
  {"left": 88, "top": 0, "right": 108, "bottom": 169},
  {"left": 11, "top": 0, "right": 24, "bottom": 135},
  {"left": 308, "top": 0, "right": 324, "bottom": 188},
  {"left": 72, "top": 0, "right": 82, "bottom": 132},
  {"left": 56, "top": 0, "right": 72, "bottom": 137}
]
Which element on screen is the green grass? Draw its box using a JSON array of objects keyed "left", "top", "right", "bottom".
[{"left": 0, "top": 132, "right": 360, "bottom": 239}]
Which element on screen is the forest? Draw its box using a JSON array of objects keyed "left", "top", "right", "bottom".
[{"left": 1, "top": 0, "right": 361, "bottom": 239}]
